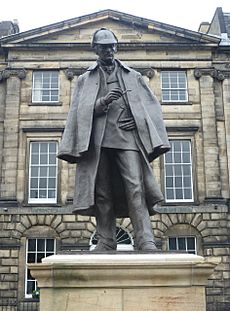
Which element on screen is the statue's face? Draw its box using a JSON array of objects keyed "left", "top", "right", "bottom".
[{"left": 94, "top": 44, "right": 117, "bottom": 65}]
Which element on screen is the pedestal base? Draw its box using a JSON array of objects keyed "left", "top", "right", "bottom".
[{"left": 29, "top": 253, "right": 218, "bottom": 311}]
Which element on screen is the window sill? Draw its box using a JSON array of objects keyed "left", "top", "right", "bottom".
[
  {"left": 22, "top": 297, "right": 39, "bottom": 302},
  {"left": 161, "top": 101, "right": 191, "bottom": 105},
  {"left": 24, "top": 203, "right": 61, "bottom": 207},
  {"left": 29, "top": 102, "right": 62, "bottom": 106}
]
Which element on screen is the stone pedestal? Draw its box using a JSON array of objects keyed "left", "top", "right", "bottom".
[{"left": 29, "top": 253, "right": 218, "bottom": 311}]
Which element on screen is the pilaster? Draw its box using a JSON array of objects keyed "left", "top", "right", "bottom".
[
  {"left": 0, "top": 69, "right": 26, "bottom": 202},
  {"left": 199, "top": 75, "right": 221, "bottom": 199}
]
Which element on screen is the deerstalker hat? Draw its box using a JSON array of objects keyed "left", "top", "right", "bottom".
[{"left": 92, "top": 28, "right": 118, "bottom": 47}]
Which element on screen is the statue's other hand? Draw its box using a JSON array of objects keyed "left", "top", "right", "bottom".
[
  {"left": 104, "top": 88, "right": 123, "bottom": 105},
  {"left": 118, "top": 118, "right": 136, "bottom": 131}
]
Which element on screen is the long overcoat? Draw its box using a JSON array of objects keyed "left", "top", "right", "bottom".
[{"left": 58, "top": 60, "right": 170, "bottom": 217}]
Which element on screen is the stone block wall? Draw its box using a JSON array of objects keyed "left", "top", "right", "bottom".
[{"left": 0, "top": 207, "right": 229, "bottom": 309}]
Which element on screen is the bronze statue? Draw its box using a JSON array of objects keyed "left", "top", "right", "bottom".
[{"left": 58, "top": 28, "right": 170, "bottom": 251}]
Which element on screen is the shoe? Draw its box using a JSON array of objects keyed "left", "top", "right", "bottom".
[
  {"left": 92, "top": 241, "right": 117, "bottom": 252},
  {"left": 138, "top": 242, "right": 158, "bottom": 252}
]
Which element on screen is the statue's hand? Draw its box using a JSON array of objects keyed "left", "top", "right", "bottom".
[
  {"left": 118, "top": 117, "right": 136, "bottom": 131},
  {"left": 103, "top": 88, "right": 123, "bottom": 105}
]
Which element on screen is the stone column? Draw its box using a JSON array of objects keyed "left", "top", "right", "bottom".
[
  {"left": 199, "top": 75, "right": 221, "bottom": 199},
  {"left": 0, "top": 69, "right": 26, "bottom": 204}
]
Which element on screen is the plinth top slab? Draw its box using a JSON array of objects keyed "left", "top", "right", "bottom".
[
  {"left": 42, "top": 253, "right": 206, "bottom": 265},
  {"left": 28, "top": 253, "right": 220, "bottom": 291}
]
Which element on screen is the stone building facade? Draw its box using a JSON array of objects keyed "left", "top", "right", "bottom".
[{"left": 0, "top": 8, "right": 229, "bottom": 311}]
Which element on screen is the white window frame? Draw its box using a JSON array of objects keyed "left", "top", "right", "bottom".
[
  {"left": 161, "top": 71, "right": 188, "bottom": 102},
  {"left": 168, "top": 236, "right": 197, "bottom": 254},
  {"left": 28, "top": 141, "right": 58, "bottom": 204},
  {"left": 164, "top": 139, "right": 194, "bottom": 203},
  {"left": 32, "top": 71, "right": 59, "bottom": 103},
  {"left": 25, "top": 238, "right": 56, "bottom": 298},
  {"left": 90, "top": 227, "right": 134, "bottom": 251}
]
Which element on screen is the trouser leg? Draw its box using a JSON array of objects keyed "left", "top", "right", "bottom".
[
  {"left": 94, "top": 149, "right": 117, "bottom": 250},
  {"left": 116, "top": 150, "right": 156, "bottom": 250}
]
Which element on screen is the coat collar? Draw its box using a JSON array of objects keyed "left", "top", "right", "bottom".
[{"left": 87, "top": 59, "right": 131, "bottom": 72}]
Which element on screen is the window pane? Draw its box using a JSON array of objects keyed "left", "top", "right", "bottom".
[
  {"left": 40, "top": 166, "right": 48, "bottom": 177},
  {"left": 27, "top": 253, "right": 36, "bottom": 263},
  {"left": 187, "top": 237, "right": 195, "bottom": 250},
  {"left": 30, "top": 178, "right": 38, "bottom": 188},
  {"left": 27, "top": 269, "right": 34, "bottom": 281},
  {"left": 37, "top": 239, "right": 45, "bottom": 251},
  {"left": 184, "top": 177, "right": 191, "bottom": 187},
  {"left": 48, "top": 190, "right": 56, "bottom": 198},
  {"left": 31, "top": 167, "right": 39, "bottom": 177},
  {"left": 178, "top": 237, "right": 186, "bottom": 250},
  {"left": 31, "top": 143, "right": 39, "bottom": 153},
  {"left": 174, "top": 165, "right": 182, "bottom": 175},
  {"left": 49, "top": 142, "right": 57, "bottom": 153},
  {"left": 175, "top": 177, "right": 182, "bottom": 187},
  {"left": 175, "top": 188, "right": 183, "bottom": 199},
  {"left": 169, "top": 237, "right": 177, "bottom": 250},
  {"left": 166, "top": 177, "right": 173, "bottom": 187},
  {"left": 182, "top": 152, "right": 190, "bottom": 163},
  {"left": 165, "top": 152, "right": 172, "bottom": 163},
  {"left": 39, "top": 178, "right": 47, "bottom": 188},
  {"left": 40, "top": 143, "right": 48, "bottom": 153},
  {"left": 49, "top": 166, "right": 56, "bottom": 177},
  {"left": 27, "top": 280, "right": 35, "bottom": 295},
  {"left": 40, "top": 154, "right": 47, "bottom": 164},
  {"left": 37, "top": 253, "right": 44, "bottom": 263},
  {"left": 49, "top": 154, "right": 56, "bottom": 164},
  {"left": 39, "top": 190, "right": 47, "bottom": 198},
  {"left": 162, "top": 90, "right": 170, "bottom": 101},
  {"left": 166, "top": 189, "right": 174, "bottom": 200},
  {"left": 30, "top": 190, "right": 38, "bottom": 198},
  {"left": 184, "top": 188, "right": 192, "bottom": 199},
  {"left": 48, "top": 178, "right": 56, "bottom": 188},
  {"left": 31, "top": 154, "right": 39, "bottom": 164},
  {"left": 183, "top": 165, "right": 190, "bottom": 175},
  {"left": 174, "top": 153, "right": 181, "bottom": 163},
  {"left": 28, "top": 239, "right": 36, "bottom": 251},
  {"left": 46, "top": 239, "right": 55, "bottom": 252},
  {"left": 33, "top": 90, "right": 42, "bottom": 102}
]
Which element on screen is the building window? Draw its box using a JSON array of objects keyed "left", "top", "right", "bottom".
[
  {"left": 161, "top": 71, "right": 188, "bottom": 102},
  {"left": 25, "top": 238, "right": 56, "bottom": 298},
  {"left": 32, "top": 71, "right": 59, "bottom": 103},
  {"left": 164, "top": 140, "right": 193, "bottom": 202},
  {"left": 28, "top": 141, "right": 58, "bottom": 204},
  {"left": 168, "top": 236, "right": 197, "bottom": 254}
]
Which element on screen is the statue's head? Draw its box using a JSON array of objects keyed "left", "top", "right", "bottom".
[{"left": 92, "top": 28, "right": 118, "bottom": 65}]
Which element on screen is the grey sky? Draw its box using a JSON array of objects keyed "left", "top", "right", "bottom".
[{"left": 1, "top": 0, "right": 230, "bottom": 33}]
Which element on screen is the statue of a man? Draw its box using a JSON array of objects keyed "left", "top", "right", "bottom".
[{"left": 58, "top": 28, "right": 170, "bottom": 251}]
